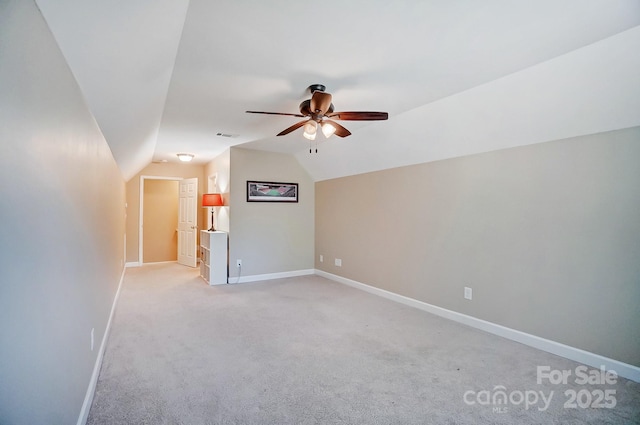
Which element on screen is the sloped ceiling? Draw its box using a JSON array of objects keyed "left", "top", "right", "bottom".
[{"left": 36, "top": 0, "right": 640, "bottom": 181}]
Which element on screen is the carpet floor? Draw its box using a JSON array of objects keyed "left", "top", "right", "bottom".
[{"left": 87, "top": 263, "right": 640, "bottom": 424}]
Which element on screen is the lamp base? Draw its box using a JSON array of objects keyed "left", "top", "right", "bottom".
[{"left": 209, "top": 209, "right": 216, "bottom": 232}]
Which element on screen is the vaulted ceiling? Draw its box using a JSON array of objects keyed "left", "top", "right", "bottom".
[{"left": 36, "top": 0, "right": 640, "bottom": 181}]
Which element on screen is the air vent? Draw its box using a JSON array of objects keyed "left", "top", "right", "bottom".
[{"left": 216, "top": 132, "right": 238, "bottom": 138}]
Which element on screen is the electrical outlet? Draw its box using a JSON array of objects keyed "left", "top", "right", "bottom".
[
  {"left": 335, "top": 258, "right": 342, "bottom": 267},
  {"left": 91, "top": 328, "right": 95, "bottom": 351},
  {"left": 236, "top": 259, "right": 242, "bottom": 268},
  {"left": 464, "top": 287, "right": 472, "bottom": 300},
  {"left": 319, "top": 255, "right": 323, "bottom": 262}
]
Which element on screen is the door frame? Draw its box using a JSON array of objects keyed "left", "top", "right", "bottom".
[{"left": 139, "top": 175, "right": 183, "bottom": 265}]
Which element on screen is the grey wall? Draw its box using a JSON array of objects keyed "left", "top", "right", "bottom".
[
  {"left": 316, "top": 127, "right": 640, "bottom": 367},
  {"left": 0, "top": 1, "right": 126, "bottom": 423},
  {"left": 228, "top": 148, "right": 314, "bottom": 278}
]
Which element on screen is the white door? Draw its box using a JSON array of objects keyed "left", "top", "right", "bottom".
[{"left": 178, "top": 177, "right": 198, "bottom": 267}]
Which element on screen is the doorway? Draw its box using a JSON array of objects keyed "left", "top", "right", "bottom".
[
  {"left": 138, "top": 176, "right": 199, "bottom": 266},
  {"left": 142, "top": 179, "right": 179, "bottom": 263}
]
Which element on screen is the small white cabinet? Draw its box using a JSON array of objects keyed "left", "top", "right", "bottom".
[{"left": 199, "top": 230, "right": 228, "bottom": 285}]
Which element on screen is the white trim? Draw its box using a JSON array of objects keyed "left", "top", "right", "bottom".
[
  {"left": 315, "top": 270, "right": 640, "bottom": 383},
  {"left": 234, "top": 269, "right": 315, "bottom": 283},
  {"left": 141, "top": 260, "right": 178, "bottom": 265},
  {"left": 77, "top": 267, "right": 126, "bottom": 425},
  {"left": 127, "top": 260, "right": 182, "bottom": 268}
]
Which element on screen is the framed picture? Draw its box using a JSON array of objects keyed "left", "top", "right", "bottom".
[{"left": 247, "top": 181, "right": 298, "bottom": 203}]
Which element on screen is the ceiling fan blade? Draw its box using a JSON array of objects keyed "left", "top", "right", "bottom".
[
  {"left": 310, "top": 91, "right": 332, "bottom": 115},
  {"left": 324, "top": 120, "right": 351, "bottom": 138},
  {"left": 326, "top": 111, "right": 388, "bottom": 121},
  {"left": 246, "top": 111, "right": 305, "bottom": 118},
  {"left": 276, "top": 119, "right": 308, "bottom": 136}
]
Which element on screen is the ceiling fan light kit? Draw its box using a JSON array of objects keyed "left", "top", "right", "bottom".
[
  {"left": 246, "top": 84, "right": 388, "bottom": 141},
  {"left": 321, "top": 121, "right": 336, "bottom": 138},
  {"left": 303, "top": 120, "right": 318, "bottom": 140}
]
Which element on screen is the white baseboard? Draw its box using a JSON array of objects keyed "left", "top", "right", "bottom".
[
  {"left": 128, "top": 261, "right": 190, "bottom": 268},
  {"left": 315, "top": 270, "right": 640, "bottom": 383},
  {"left": 231, "top": 268, "right": 315, "bottom": 284},
  {"left": 141, "top": 260, "right": 178, "bottom": 265},
  {"left": 77, "top": 266, "right": 126, "bottom": 425}
]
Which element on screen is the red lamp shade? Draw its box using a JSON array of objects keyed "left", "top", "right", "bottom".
[{"left": 202, "top": 193, "right": 223, "bottom": 207}]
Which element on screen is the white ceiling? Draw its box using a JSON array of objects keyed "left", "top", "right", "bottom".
[{"left": 36, "top": 0, "right": 640, "bottom": 181}]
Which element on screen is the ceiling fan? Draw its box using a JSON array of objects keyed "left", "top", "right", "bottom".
[{"left": 246, "top": 84, "right": 388, "bottom": 140}]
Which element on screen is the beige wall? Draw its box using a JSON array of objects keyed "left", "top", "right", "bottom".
[
  {"left": 126, "top": 162, "right": 206, "bottom": 264},
  {"left": 225, "top": 147, "right": 315, "bottom": 277},
  {"left": 143, "top": 180, "right": 179, "bottom": 263},
  {"left": 0, "top": 1, "right": 126, "bottom": 422},
  {"left": 316, "top": 127, "right": 640, "bottom": 367}
]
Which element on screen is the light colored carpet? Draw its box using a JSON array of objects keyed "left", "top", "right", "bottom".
[{"left": 87, "top": 263, "right": 640, "bottom": 424}]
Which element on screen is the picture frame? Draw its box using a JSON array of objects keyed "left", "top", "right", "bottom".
[{"left": 247, "top": 180, "right": 299, "bottom": 203}]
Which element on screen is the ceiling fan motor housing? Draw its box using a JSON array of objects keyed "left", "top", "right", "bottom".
[{"left": 299, "top": 99, "right": 334, "bottom": 118}]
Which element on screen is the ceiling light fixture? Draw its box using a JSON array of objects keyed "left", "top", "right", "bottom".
[
  {"left": 177, "top": 153, "right": 194, "bottom": 162},
  {"left": 321, "top": 121, "right": 336, "bottom": 138},
  {"left": 303, "top": 121, "right": 317, "bottom": 140}
]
